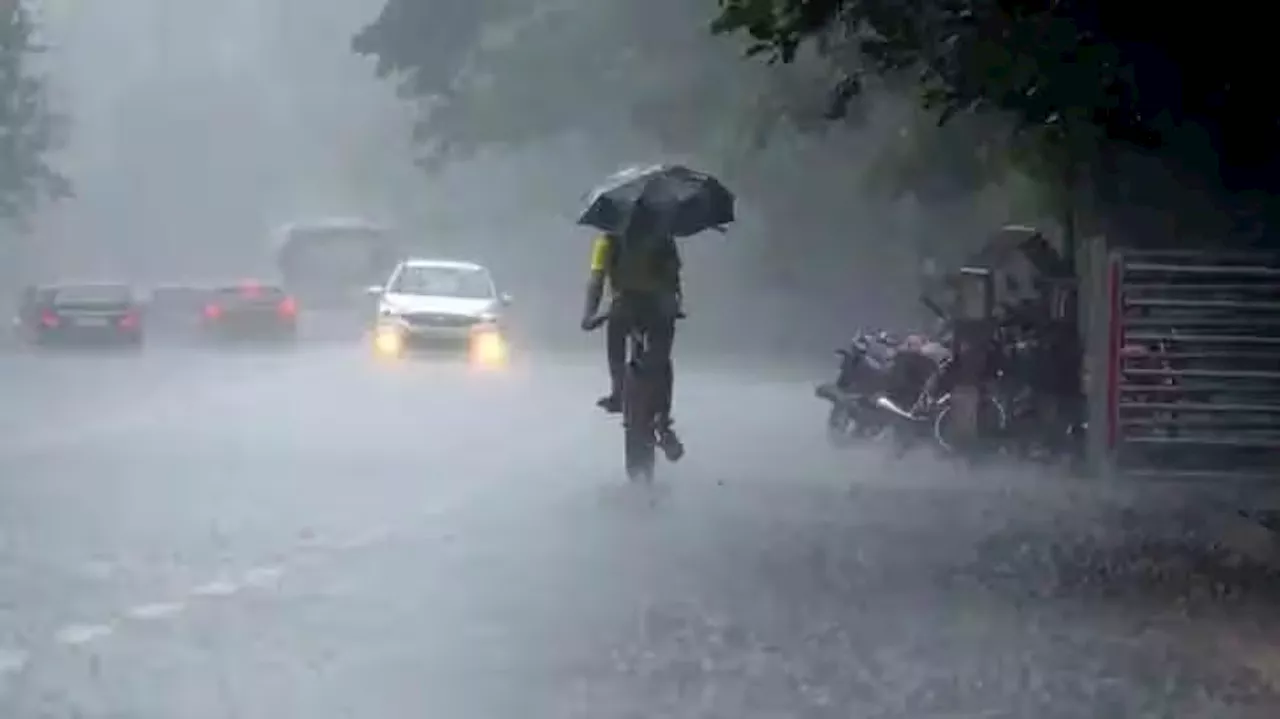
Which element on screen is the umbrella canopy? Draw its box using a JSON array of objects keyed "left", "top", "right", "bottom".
[{"left": 578, "top": 163, "right": 734, "bottom": 238}]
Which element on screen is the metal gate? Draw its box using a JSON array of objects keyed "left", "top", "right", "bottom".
[{"left": 1089, "top": 249, "right": 1280, "bottom": 481}]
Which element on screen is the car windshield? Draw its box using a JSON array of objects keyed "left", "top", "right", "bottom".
[
  {"left": 389, "top": 265, "right": 493, "bottom": 299},
  {"left": 53, "top": 285, "right": 132, "bottom": 304}
]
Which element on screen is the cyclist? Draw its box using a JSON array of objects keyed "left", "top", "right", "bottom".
[{"left": 580, "top": 202, "right": 684, "bottom": 460}]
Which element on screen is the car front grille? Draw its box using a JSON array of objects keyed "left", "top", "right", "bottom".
[
  {"left": 404, "top": 334, "right": 470, "bottom": 352},
  {"left": 402, "top": 312, "right": 479, "bottom": 329}
]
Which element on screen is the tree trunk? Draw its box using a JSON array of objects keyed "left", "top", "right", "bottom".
[{"left": 947, "top": 268, "right": 995, "bottom": 450}]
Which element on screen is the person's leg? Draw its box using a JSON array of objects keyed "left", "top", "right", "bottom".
[
  {"left": 597, "top": 302, "right": 628, "bottom": 412},
  {"left": 648, "top": 315, "right": 682, "bottom": 460},
  {"left": 647, "top": 314, "right": 675, "bottom": 423}
]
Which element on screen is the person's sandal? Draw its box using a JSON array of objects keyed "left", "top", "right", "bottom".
[{"left": 657, "top": 425, "right": 685, "bottom": 462}]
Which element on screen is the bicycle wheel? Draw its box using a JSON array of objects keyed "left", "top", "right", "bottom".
[
  {"left": 622, "top": 362, "right": 656, "bottom": 482},
  {"left": 932, "top": 394, "right": 1007, "bottom": 454}
]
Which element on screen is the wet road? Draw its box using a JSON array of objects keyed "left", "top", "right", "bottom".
[{"left": 0, "top": 345, "right": 1278, "bottom": 718}]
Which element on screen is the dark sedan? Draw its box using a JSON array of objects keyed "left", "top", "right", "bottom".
[
  {"left": 200, "top": 281, "right": 299, "bottom": 342},
  {"left": 17, "top": 283, "right": 144, "bottom": 348}
]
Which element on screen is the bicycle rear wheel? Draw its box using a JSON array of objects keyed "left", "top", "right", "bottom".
[{"left": 622, "top": 362, "right": 656, "bottom": 482}]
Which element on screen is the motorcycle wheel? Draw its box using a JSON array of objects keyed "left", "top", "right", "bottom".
[
  {"left": 825, "top": 405, "right": 860, "bottom": 448},
  {"left": 931, "top": 395, "right": 1008, "bottom": 455}
]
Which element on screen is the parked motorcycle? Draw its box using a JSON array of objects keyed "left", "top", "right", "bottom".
[
  {"left": 814, "top": 327, "right": 978, "bottom": 455},
  {"left": 816, "top": 297, "right": 1009, "bottom": 458},
  {"left": 814, "top": 330, "right": 899, "bottom": 447}
]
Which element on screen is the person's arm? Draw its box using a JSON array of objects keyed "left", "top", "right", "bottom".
[{"left": 581, "top": 235, "right": 610, "bottom": 327}]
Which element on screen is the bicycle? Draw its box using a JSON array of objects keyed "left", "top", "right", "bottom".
[{"left": 585, "top": 309, "right": 683, "bottom": 482}]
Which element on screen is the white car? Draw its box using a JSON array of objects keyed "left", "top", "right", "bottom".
[{"left": 368, "top": 259, "right": 511, "bottom": 363}]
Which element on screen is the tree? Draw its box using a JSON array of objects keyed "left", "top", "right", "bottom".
[
  {"left": 710, "top": 0, "right": 1280, "bottom": 244},
  {"left": 352, "top": 0, "right": 1037, "bottom": 225},
  {"left": 352, "top": 0, "right": 1041, "bottom": 297},
  {"left": 0, "top": 0, "right": 69, "bottom": 226},
  {"left": 714, "top": 0, "right": 1151, "bottom": 146},
  {"left": 352, "top": 0, "right": 785, "bottom": 166},
  {"left": 351, "top": 0, "right": 507, "bottom": 100}
]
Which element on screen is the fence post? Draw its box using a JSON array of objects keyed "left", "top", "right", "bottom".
[{"left": 1081, "top": 236, "right": 1118, "bottom": 478}]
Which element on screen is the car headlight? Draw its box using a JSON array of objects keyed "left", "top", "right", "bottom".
[
  {"left": 469, "top": 327, "right": 508, "bottom": 366},
  {"left": 373, "top": 323, "right": 404, "bottom": 356}
]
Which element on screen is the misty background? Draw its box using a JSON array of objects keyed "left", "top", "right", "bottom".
[{"left": 16, "top": 0, "right": 1046, "bottom": 358}]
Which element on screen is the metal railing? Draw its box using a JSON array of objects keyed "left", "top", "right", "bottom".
[{"left": 1098, "top": 249, "right": 1280, "bottom": 481}]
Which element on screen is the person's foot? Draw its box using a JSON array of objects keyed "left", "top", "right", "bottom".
[
  {"left": 657, "top": 421, "right": 684, "bottom": 462},
  {"left": 596, "top": 393, "right": 622, "bottom": 414}
]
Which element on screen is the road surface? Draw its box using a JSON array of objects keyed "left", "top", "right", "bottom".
[{"left": 0, "top": 344, "right": 1278, "bottom": 718}]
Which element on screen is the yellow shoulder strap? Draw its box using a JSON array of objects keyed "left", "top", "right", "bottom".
[{"left": 589, "top": 235, "right": 610, "bottom": 273}]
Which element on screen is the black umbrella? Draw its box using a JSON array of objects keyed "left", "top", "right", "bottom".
[{"left": 578, "top": 163, "right": 735, "bottom": 238}]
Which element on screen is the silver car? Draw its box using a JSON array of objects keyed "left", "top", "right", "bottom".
[{"left": 367, "top": 259, "right": 512, "bottom": 364}]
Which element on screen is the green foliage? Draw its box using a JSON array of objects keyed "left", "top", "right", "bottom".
[
  {"left": 355, "top": 0, "right": 759, "bottom": 166},
  {"left": 356, "top": 0, "right": 864, "bottom": 169},
  {"left": 0, "top": 2, "right": 69, "bottom": 225},
  {"left": 356, "top": 0, "right": 1280, "bottom": 241},
  {"left": 710, "top": 0, "right": 1143, "bottom": 205},
  {"left": 712, "top": 0, "right": 1127, "bottom": 135},
  {"left": 353, "top": 0, "right": 1029, "bottom": 208},
  {"left": 351, "top": 0, "right": 514, "bottom": 99},
  {"left": 710, "top": 1, "right": 1280, "bottom": 235}
]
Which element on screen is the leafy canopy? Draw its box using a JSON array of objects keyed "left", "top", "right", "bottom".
[
  {"left": 356, "top": 0, "right": 1061, "bottom": 215},
  {"left": 717, "top": 1, "right": 1154, "bottom": 148},
  {"left": 0, "top": 1, "right": 70, "bottom": 225},
  {"left": 353, "top": 0, "right": 857, "bottom": 166},
  {"left": 710, "top": 0, "right": 1280, "bottom": 206}
]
